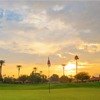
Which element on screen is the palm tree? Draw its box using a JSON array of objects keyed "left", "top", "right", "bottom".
[
  {"left": 62, "top": 64, "right": 66, "bottom": 76},
  {"left": 40, "top": 71, "right": 42, "bottom": 75},
  {"left": 0, "top": 60, "right": 5, "bottom": 79},
  {"left": 17, "top": 65, "right": 22, "bottom": 78},
  {"left": 33, "top": 67, "right": 37, "bottom": 74},
  {"left": 74, "top": 55, "right": 79, "bottom": 74},
  {"left": 40, "top": 71, "right": 43, "bottom": 78}
]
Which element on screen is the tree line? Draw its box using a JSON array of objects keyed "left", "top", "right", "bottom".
[
  {"left": 2, "top": 72, "right": 90, "bottom": 84},
  {"left": 0, "top": 55, "right": 91, "bottom": 83}
]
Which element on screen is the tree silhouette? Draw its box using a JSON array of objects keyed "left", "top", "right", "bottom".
[
  {"left": 29, "top": 71, "right": 42, "bottom": 83},
  {"left": 75, "top": 72, "right": 90, "bottom": 82},
  {"left": 18, "top": 75, "right": 28, "bottom": 83},
  {"left": 74, "top": 55, "right": 79, "bottom": 74},
  {"left": 0, "top": 60, "right": 5, "bottom": 80},
  {"left": 60, "top": 75, "right": 69, "bottom": 83},
  {"left": 17, "top": 65, "right": 22, "bottom": 78},
  {"left": 50, "top": 74, "right": 59, "bottom": 82}
]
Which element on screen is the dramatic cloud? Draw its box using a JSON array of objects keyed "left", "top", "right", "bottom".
[
  {"left": 78, "top": 43, "right": 100, "bottom": 53},
  {"left": 52, "top": 5, "right": 65, "bottom": 11},
  {"left": 0, "top": 0, "right": 99, "bottom": 67}
]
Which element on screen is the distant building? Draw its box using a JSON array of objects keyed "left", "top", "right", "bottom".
[{"left": 89, "top": 75, "right": 100, "bottom": 82}]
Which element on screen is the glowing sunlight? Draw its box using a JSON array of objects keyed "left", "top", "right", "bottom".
[{"left": 65, "top": 62, "right": 76, "bottom": 71}]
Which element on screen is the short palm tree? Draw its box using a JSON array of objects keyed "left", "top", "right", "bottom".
[
  {"left": 33, "top": 67, "right": 37, "bottom": 74},
  {"left": 0, "top": 60, "right": 5, "bottom": 78},
  {"left": 40, "top": 71, "right": 43, "bottom": 78},
  {"left": 40, "top": 71, "right": 42, "bottom": 74},
  {"left": 74, "top": 55, "right": 79, "bottom": 74},
  {"left": 17, "top": 65, "right": 22, "bottom": 78}
]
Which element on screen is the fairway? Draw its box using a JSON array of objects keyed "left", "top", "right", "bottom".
[{"left": 0, "top": 88, "right": 100, "bottom": 100}]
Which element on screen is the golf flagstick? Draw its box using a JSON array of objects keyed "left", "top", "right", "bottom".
[{"left": 47, "top": 57, "right": 51, "bottom": 93}]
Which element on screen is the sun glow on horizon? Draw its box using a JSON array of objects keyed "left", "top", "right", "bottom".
[{"left": 64, "top": 62, "right": 76, "bottom": 70}]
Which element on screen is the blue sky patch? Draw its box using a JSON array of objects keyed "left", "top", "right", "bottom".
[
  {"left": 5, "top": 10, "right": 23, "bottom": 21},
  {"left": 0, "top": 9, "right": 4, "bottom": 18}
]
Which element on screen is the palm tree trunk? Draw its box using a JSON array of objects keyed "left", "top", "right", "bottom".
[
  {"left": 63, "top": 66, "right": 64, "bottom": 76},
  {"left": 0, "top": 66, "right": 2, "bottom": 78},
  {"left": 18, "top": 69, "right": 20, "bottom": 78},
  {"left": 76, "top": 60, "right": 78, "bottom": 74}
]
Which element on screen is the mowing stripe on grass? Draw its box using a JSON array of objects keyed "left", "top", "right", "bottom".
[{"left": 0, "top": 88, "right": 100, "bottom": 100}]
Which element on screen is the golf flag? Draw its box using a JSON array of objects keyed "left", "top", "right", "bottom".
[
  {"left": 47, "top": 57, "right": 51, "bottom": 67},
  {"left": 47, "top": 57, "right": 51, "bottom": 93}
]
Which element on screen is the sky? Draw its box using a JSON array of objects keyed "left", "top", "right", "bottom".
[{"left": 0, "top": 0, "right": 100, "bottom": 77}]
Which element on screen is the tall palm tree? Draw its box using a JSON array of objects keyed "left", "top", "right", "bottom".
[
  {"left": 33, "top": 67, "right": 37, "bottom": 74},
  {"left": 0, "top": 60, "right": 5, "bottom": 79},
  {"left": 74, "top": 55, "right": 79, "bottom": 74},
  {"left": 17, "top": 65, "right": 22, "bottom": 78}
]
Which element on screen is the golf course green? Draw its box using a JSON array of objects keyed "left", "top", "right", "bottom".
[{"left": 0, "top": 82, "right": 100, "bottom": 100}]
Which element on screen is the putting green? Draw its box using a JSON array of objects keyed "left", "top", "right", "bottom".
[{"left": 0, "top": 88, "right": 100, "bottom": 100}]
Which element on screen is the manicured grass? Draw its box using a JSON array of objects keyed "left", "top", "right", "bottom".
[
  {"left": 0, "top": 82, "right": 100, "bottom": 90},
  {"left": 0, "top": 88, "right": 100, "bottom": 100},
  {"left": 0, "top": 82, "right": 100, "bottom": 100}
]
